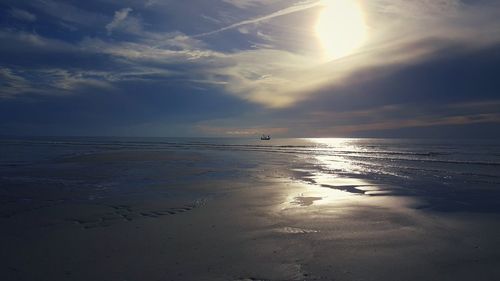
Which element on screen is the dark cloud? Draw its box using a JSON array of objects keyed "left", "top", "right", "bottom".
[
  {"left": 0, "top": 80, "right": 255, "bottom": 136},
  {"left": 307, "top": 43, "right": 500, "bottom": 111}
]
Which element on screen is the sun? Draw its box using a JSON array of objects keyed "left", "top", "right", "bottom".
[{"left": 315, "top": 0, "right": 367, "bottom": 61}]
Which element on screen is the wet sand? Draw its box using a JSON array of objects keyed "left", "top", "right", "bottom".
[{"left": 1, "top": 149, "right": 500, "bottom": 280}]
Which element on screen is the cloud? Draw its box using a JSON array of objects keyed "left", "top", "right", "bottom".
[
  {"left": 222, "top": 0, "right": 274, "bottom": 9},
  {"left": 145, "top": 0, "right": 160, "bottom": 7},
  {"left": 9, "top": 8, "right": 37, "bottom": 22},
  {"left": 2, "top": 0, "right": 500, "bottom": 125},
  {"left": 0, "top": 67, "right": 115, "bottom": 99},
  {"left": 194, "top": 0, "right": 321, "bottom": 37},
  {"left": 79, "top": 35, "right": 221, "bottom": 64},
  {"left": 38, "top": 69, "right": 114, "bottom": 91},
  {"left": 191, "top": 0, "right": 500, "bottom": 108},
  {"left": 30, "top": 0, "right": 108, "bottom": 27},
  {"left": 0, "top": 29, "right": 76, "bottom": 51},
  {"left": 316, "top": 113, "right": 500, "bottom": 137},
  {"left": 106, "top": 8, "right": 133, "bottom": 35},
  {"left": 0, "top": 27, "right": 218, "bottom": 98},
  {"left": 3, "top": 0, "right": 500, "bottom": 110},
  {"left": 197, "top": 123, "right": 288, "bottom": 136},
  {"left": 0, "top": 68, "right": 31, "bottom": 98},
  {"left": 370, "top": 0, "right": 462, "bottom": 19},
  {"left": 304, "top": 101, "right": 500, "bottom": 135}
]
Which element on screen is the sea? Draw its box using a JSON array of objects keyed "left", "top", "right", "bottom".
[{"left": 1, "top": 137, "right": 500, "bottom": 213}]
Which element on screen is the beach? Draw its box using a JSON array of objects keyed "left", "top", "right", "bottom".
[{"left": 1, "top": 137, "right": 500, "bottom": 280}]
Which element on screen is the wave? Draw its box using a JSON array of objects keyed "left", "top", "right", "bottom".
[{"left": 2, "top": 138, "right": 500, "bottom": 167}]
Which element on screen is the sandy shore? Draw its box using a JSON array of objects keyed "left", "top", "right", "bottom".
[{"left": 1, "top": 149, "right": 500, "bottom": 280}]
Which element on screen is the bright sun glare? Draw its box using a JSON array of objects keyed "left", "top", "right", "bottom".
[{"left": 315, "top": 0, "right": 367, "bottom": 61}]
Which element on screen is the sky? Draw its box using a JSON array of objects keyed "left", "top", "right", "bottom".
[{"left": 1, "top": 0, "right": 500, "bottom": 138}]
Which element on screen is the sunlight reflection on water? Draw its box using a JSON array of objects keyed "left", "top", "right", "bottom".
[{"left": 283, "top": 138, "right": 404, "bottom": 210}]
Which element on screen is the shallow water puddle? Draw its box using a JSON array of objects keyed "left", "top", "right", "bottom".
[
  {"left": 276, "top": 226, "right": 319, "bottom": 234},
  {"left": 291, "top": 195, "right": 323, "bottom": 206}
]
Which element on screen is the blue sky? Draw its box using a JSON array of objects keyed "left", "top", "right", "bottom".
[{"left": 1, "top": 0, "right": 500, "bottom": 137}]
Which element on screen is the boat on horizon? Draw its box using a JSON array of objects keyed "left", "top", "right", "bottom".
[{"left": 260, "top": 134, "right": 271, "bottom": 140}]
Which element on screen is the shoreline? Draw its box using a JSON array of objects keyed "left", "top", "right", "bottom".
[{"left": 1, "top": 142, "right": 500, "bottom": 280}]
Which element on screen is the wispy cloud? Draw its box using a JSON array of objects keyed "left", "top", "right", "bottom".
[
  {"left": 1, "top": 0, "right": 500, "bottom": 136},
  {"left": 0, "top": 67, "right": 115, "bottom": 98},
  {"left": 222, "top": 0, "right": 274, "bottom": 9},
  {"left": 225, "top": 0, "right": 500, "bottom": 107},
  {"left": 9, "top": 8, "right": 37, "bottom": 22},
  {"left": 106, "top": 8, "right": 133, "bottom": 35},
  {"left": 0, "top": 68, "right": 31, "bottom": 98},
  {"left": 370, "top": 0, "right": 462, "bottom": 19},
  {"left": 318, "top": 113, "right": 500, "bottom": 136},
  {"left": 296, "top": 99, "right": 500, "bottom": 136},
  {"left": 30, "top": 0, "right": 108, "bottom": 27},
  {"left": 194, "top": 0, "right": 321, "bottom": 37},
  {"left": 3, "top": 0, "right": 500, "bottom": 110},
  {"left": 197, "top": 123, "right": 288, "bottom": 136}
]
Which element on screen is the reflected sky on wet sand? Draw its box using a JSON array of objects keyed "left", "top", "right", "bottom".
[{"left": 1, "top": 137, "right": 500, "bottom": 280}]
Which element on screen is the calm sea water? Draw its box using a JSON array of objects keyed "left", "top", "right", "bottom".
[{"left": 1, "top": 137, "right": 500, "bottom": 212}]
